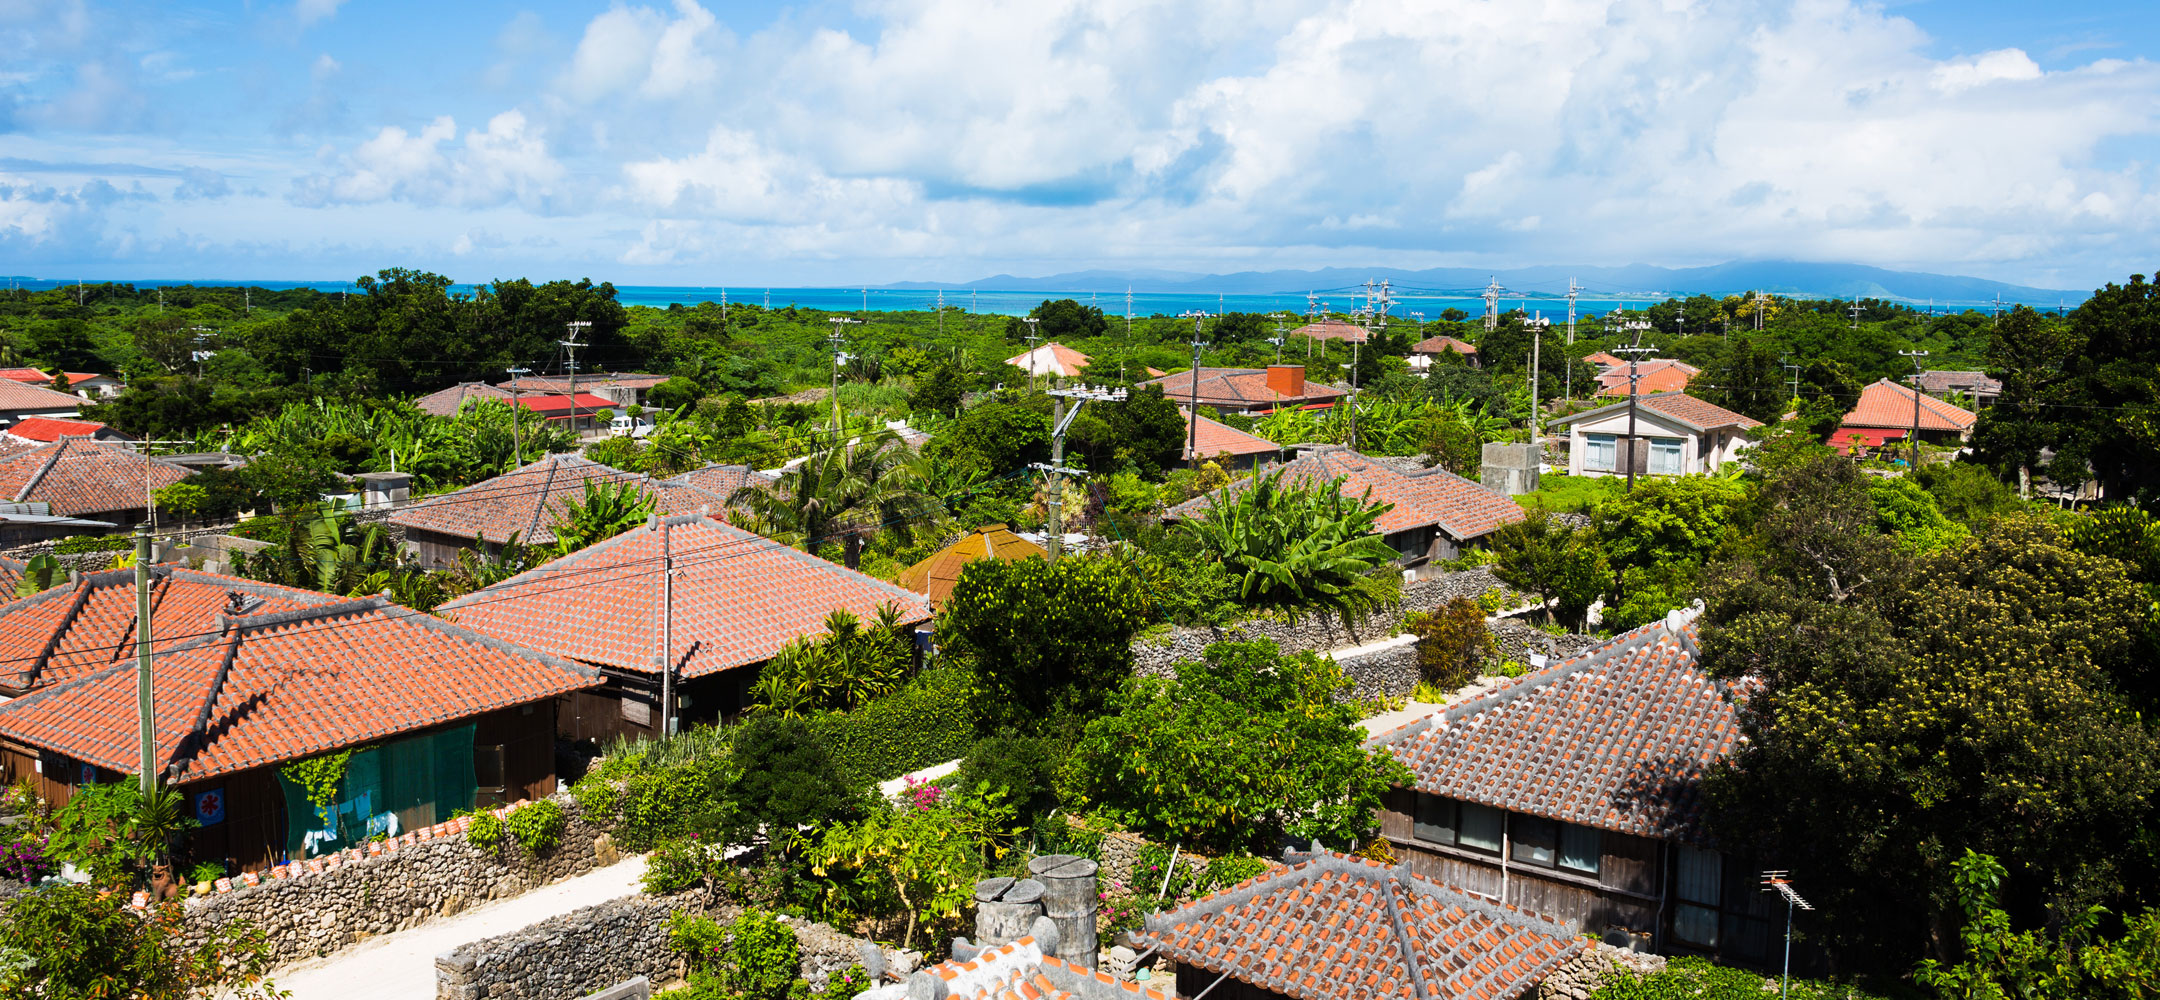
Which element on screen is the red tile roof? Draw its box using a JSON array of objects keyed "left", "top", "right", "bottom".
[
  {"left": 1582, "top": 352, "right": 1624, "bottom": 368},
  {"left": 388, "top": 454, "right": 730, "bottom": 546},
  {"left": 1913, "top": 370, "right": 2001, "bottom": 396},
  {"left": 1594, "top": 359, "right": 1698, "bottom": 396},
  {"left": 1137, "top": 368, "right": 1350, "bottom": 408},
  {"left": 0, "top": 567, "right": 334, "bottom": 694},
  {"left": 1293, "top": 319, "right": 1370, "bottom": 343},
  {"left": 670, "top": 464, "right": 776, "bottom": 500},
  {"left": 5, "top": 416, "right": 111, "bottom": 442},
  {"left": 0, "top": 378, "right": 88, "bottom": 413},
  {"left": 0, "top": 369, "right": 107, "bottom": 387},
  {"left": 440, "top": 515, "right": 932, "bottom": 678},
  {"left": 1006, "top": 342, "right": 1093, "bottom": 378},
  {"left": 412, "top": 382, "right": 514, "bottom": 417},
  {"left": 1138, "top": 850, "right": 1583, "bottom": 1000},
  {"left": 0, "top": 595, "right": 598, "bottom": 782},
  {"left": 0, "top": 557, "right": 22, "bottom": 600},
  {"left": 1169, "top": 448, "right": 1525, "bottom": 542},
  {"left": 0, "top": 438, "right": 192, "bottom": 516},
  {"left": 1841, "top": 378, "right": 1976, "bottom": 432},
  {"left": 893, "top": 526, "right": 1047, "bottom": 604},
  {"left": 1182, "top": 410, "right": 1286, "bottom": 461},
  {"left": 913, "top": 936, "right": 1174, "bottom": 1000},
  {"left": 1370, "top": 609, "right": 1744, "bottom": 843},
  {"left": 1554, "top": 392, "right": 1762, "bottom": 433},
  {"left": 1411, "top": 335, "right": 1478, "bottom": 356}
]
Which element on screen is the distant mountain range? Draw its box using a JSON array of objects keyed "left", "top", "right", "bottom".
[{"left": 887, "top": 260, "right": 2090, "bottom": 307}]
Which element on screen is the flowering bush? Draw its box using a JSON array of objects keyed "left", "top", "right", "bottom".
[
  {"left": 822, "top": 963, "right": 873, "bottom": 999},
  {"left": 901, "top": 775, "right": 942, "bottom": 811},
  {"left": 0, "top": 837, "right": 54, "bottom": 884},
  {"left": 643, "top": 834, "right": 732, "bottom": 896}
]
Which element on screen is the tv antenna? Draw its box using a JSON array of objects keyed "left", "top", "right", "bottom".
[{"left": 1761, "top": 872, "right": 1814, "bottom": 1000}]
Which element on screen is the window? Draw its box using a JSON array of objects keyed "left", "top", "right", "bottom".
[
  {"left": 1649, "top": 437, "right": 1685, "bottom": 475},
  {"left": 1413, "top": 795, "right": 1457, "bottom": 845},
  {"left": 1584, "top": 434, "right": 1618, "bottom": 471},
  {"left": 1457, "top": 802, "right": 1503, "bottom": 853},
  {"left": 1559, "top": 824, "right": 1602, "bottom": 875},
  {"left": 1511, "top": 815, "right": 1557, "bottom": 866}
]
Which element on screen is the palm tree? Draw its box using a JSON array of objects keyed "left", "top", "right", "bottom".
[{"left": 730, "top": 429, "right": 945, "bottom": 569}]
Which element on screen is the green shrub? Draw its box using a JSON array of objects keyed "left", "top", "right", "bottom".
[
  {"left": 1204, "top": 853, "right": 1269, "bottom": 889},
  {"left": 568, "top": 773, "right": 618, "bottom": 823},
  {"left": 954, "top": 734, "right": 1060, "bottom": 821},
  {"left": 506, "top": 800, "right": 565, "bottom": 856},
  {"left": 642, "top": 835, "right": 729, "bottom": 896},
  {"left": 465, "top": 810, "right": 504, "bottom": 853},
  {"left": 616, "top": 755, "right": 730, "bottom": 852},
  {"left": 51, "top": 534, "right": 133, "bottom": 555},
  {"left": 186, "top": 861, "right": 223, "bottom": 884},
  {"left": 821, "top": 964, "right": 873, "bottom": 1000},
  {"left": 810, "top": 666, "right": 974, "bottom": 785},
  {"left": 1591, "top": 956, "right": 1889, "bottom": 1000},
  {"left": 669, "top": 910, "right": 808, "bottom": 1000}
]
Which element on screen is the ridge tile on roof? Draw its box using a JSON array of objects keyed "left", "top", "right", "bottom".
[
  {"left": 0, "top": 438, "right": 190, "bottom": 516},
  {"left": 1841, "top": 379, "right": 1976, "bottom": 432},
  {"left": 389, "top": 454, "right": 730, "bottom": 545},
  {"left": 1138, "top": 850, "right": 1583, "bottom": 1000},
  {"left": 1168, "top": 448, "right": 1524, "bottom": 541},
  {"left": 1369, "top": 608, "right": 1745, "bottom": 844}
]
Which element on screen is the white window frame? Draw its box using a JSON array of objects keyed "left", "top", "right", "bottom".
[
  {"left": 1584, "top": 433, "right": 1618, "bottom": 472},
  {"left": 1648, "top": 436, "right": 1685, "bottom": 475}
]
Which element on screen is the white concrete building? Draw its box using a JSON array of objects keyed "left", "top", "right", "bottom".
[{"left": 1551, "top": 392, "right": 1762, "bottom": 478}]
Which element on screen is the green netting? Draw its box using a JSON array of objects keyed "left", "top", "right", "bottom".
[{"left": 277, "top": 723, "right": 477, "bottom": 859}]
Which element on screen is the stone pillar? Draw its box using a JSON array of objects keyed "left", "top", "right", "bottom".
[
  {"left": 1028, "top": 855, "right": 1099, "bottom": 970},
  {"left": 1479, "top": 442, "right": 1542, "bottom": 496},
  {"left": 358, "top": 472, "right": 413, "bottom": 511}
]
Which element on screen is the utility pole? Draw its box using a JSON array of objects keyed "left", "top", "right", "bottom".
[
  {"left": 1849, "top": 297, "right": 1861, "bottom": 330},
  {"left": 1781, "top": 355, "right": 1801, "bottom": 403},
  {"left": 827, "top": 316, "right": 860, "bottom": 439},
  {"left": 1033, "top": 385, "right": 1126, "bottom": 562},
  {"left": 1615, "top": 337, "right": 1658, "bottom": 490},
  {"left": 657, "top": 518, "right": 676, "bottom": 736},
  {"left": 1123, "top": 287, "right": 1134, "bottom": 382},
  {"left": 1483, "top": 277, "right": 1502, "bottom": 333},
  {"left": 720, "top": 287, "right": 727, "bottom": 321},
  {"left": 936, "top": 289, "right": 944, "bottom": 335},
  {"left": 1762, "top": 872, "right": 1814, "bottom": 1000},
  {"left": 507, "top": 365, "right": 532, "bottom": 465},
  {"left": 1181, "top": 311, "right": 1209, "bottom": 470},
  {"left": 1753, "top": 290, "right": 1769, "bottom": 332},
  {"left": 1566, "top": 280, "right": 1582, "bottom": 400},
  {"left": 134, "top": 525, "right": 156, "bottom": 796},
  {"left": 1268, "top": 312, "right": 1288, "bottom": 365},
  {"left": 562, "top": 320, "right": 591, "bottom": 439},
  {"left": 1529, "top": 312, "right": 1545, "bottom": 452},
  {"left": 1901, "top": 348, "right": 1931, "bottom": 471},
  {"left": 1021, "top": 317, "right": 1042, "bottom": 391}
]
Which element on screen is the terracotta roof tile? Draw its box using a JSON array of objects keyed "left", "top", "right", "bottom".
[
  {"left": 1370, "top": 608, "right": 1745, "bottom": 843},
  {"left": 893, "top": 527, "right": 1047, "bottom": 604},
  {"left": 1913, "top": 370, "right": 2001, "bottom": 396},
  {"left": 1411, "top": 336, "right": 1478, "bottom": 356},
  {"left": 0, "top": 438, "right": 191, "bottom": 517},
  {"left": 1136, "top": 369, "right": 1350, "bottom": 409},
  {"left": 1554, "top": 392, "right": 1761, "bottom": 433},
  {"left": 1181, "top": 410, "right": 1285, "bottom": 461},
  {"left": 1293, "top": 319, "right": 1370, "bottom": 343},
  {"left": 0, "top": 595, "right": 598, "bottom": 782},
  {"left": 498, "top": 373, "right": 672, "bottom": 393},
  {"left": 1006, "top": 343, "right": 1093, "bottom": 378},
  {"left": 1138, "top": 850, "right": 1582, "bottom": 1000},
  {"left": 1168, "top": 448, "right": 1524, "bottom": 542},
  {"left": 906, "top": 937, "right": 1171, "bottom": 1000},
  {"left": 670, "top": 464, "right": 776, "bottom": 501},
  {"left": 0, "top": 567, "right": 334, "bottom": 693},
  {"left": 388, "top": 454, "right": 730, "bottom": 546},
  {"left": 1841, "top": 378, "right": 1976, "bottom": 432},
  {"left": 1594, "top": 359, "right": 1698, "bottom": 396},
  {"left": 412, "top": 382, "right": 514, "bottom": 417},
  {"left": 440, "top": 515, "right": 932, "bottom": 677}
]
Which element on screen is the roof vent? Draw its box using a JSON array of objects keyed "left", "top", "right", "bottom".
[
  {"left": 1664, "top": 608, "right": 1688, "bottom": 634},
  {"left": 225, "top": 590, "right": 264, "bottom": 615}
]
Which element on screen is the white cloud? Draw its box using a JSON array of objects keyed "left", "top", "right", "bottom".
[
  {"left": 291, "top": 111, "right": 566, "bottom": 209},
  {"left": 1932, "top": 48, "right": 2043, "bottom": 94},
  {"left": 294, "top": 0, "right": 345, "bottom": 28}
]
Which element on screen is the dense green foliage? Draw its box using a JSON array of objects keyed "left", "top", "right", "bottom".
[
  {"left": 0, "top": 884, "right": 282, "bottom": 1000},
  {"left": 807, "top": 665, "right": 977, "bottom": 785},
  {"left": 941, "top": 555, "right": 1151, "bottom": 733},
  {"left": 751, "top": 606, "right": 915, "bottom": 718},
  {"left": 1182, "top": 470, "right": 1400, "bottom": 620},
  {"left": 717, "top": 716, "right": 866, "bottom": 848},
  {"left": 1590, "top": 956, "right": 1889, "bottom": 1000},
  {"left": 1060, "top": 640, "right": 1411, "bottom": 855},
  {"left": 668, "top": 909, "right": 809, "bottom": 1000},
  {"left": 1914, "top": 851, "right": 2160, "bottom": 1000}
]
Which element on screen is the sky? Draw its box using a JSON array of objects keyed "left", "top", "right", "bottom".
[{"left": 0, "top": 0, "right": 2156, "bottom": 290}]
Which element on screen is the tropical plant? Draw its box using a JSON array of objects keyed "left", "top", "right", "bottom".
[
  {"left": 667, "top": 909, "right": 809, "bottom": 1000},
  {"left": 806, "top": 784, "right": 1020, "bottom": 950},
  {"left": 13, "top": 553, "right": 64, "bottom": 598},
  {"left": 0, "top": 883, "right": 282, "bottom": 999},
  {"left": 941, "top": 555, "right": 1152, "bottom": 733},
  {"left": 548, "top": 478, "right": 656, "bottom": 556},
  {"left": 1407, "top": 598, "right": 1496, "bottom": 691},
  {"left": 235, "top": 500, "right": 395, "bottom": 592},
  {"left": 731, "top": 429, "right": 946, "bottom": 569},
  {"left": 749, "top": 605, "right": 913, "bottom": 717},
  {"left": 1913, "top": 850, "right": 2160, "bottom": 1000},
  {"left": 1181, "top": 470, "right": 1399, "bottom": 620}
]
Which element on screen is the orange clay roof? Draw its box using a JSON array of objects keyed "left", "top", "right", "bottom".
[{"left": 893, "top": 526, "right": 1047, "bottom": 604}]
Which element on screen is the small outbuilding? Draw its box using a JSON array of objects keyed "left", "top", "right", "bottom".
[{"left": 893, "top": 526, "right": 1048, "bottom": 605}]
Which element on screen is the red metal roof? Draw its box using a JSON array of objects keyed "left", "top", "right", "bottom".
[
  {"left": 514, "top": 392, "right": 616, "bottom": 414},
  {"left": 1370, "top": 610, "right": 1744, "bottom": 843},
  {"left": 0, "top": 595, "right": 599, "bottom": 782},
  {"left": 388, "top": 454, "right": 731, "bottom": 546},
  {"left": 0, "top": 438, "right": 191, "bottom": 516},
  {"left": 5, "top": 416, "right": 109, "bottom": 442},
  {"left": 1169, "top": 448, "right": 1525, "bottom": 541},
  {"left": 440, "top": 515, "right": 933, "bottom": 678},
  {"left": 1138, "top": 850, "right": 1583, "bottom": 1000},
  {"left": 1841, "top": 378, "right": 1975, "bottom": 432},
  {"left": 1005, "top": 342, "right": 1093, "bottom": 378}
]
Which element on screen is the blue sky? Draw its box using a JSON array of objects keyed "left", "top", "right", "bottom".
[{"left": 1, "top": 0, "right": 2155, "bottom": 290}]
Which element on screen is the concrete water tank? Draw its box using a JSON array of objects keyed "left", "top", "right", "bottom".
[
  {"left": 1027, "top": 854, "right": 1100, "bottom": 970},
  {"left": 972, "top": 877, "right": 1046, "bottom": 947}
]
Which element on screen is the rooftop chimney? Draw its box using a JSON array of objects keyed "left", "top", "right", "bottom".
[{"left": 1266, "top": 365, "right": 1306, "bottom": 399}]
